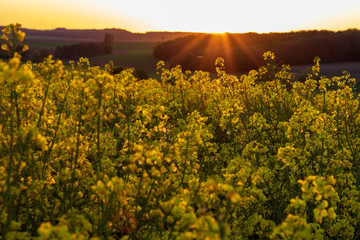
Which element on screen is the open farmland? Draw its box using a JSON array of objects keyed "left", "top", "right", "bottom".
[
  {"left": 20, "top": 35, "right": 159, "bottom": 77},
  {"left": 90, "top": 41, "right": 159, "bottom": 77},
  {"left": 12, "top": 29, "right": 360, "bottom": 82}
]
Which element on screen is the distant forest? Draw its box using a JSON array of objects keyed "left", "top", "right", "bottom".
[
  {"left": 0, "top": 26, "right": 196, "bottom": 61},
  {"left": 153, "top": 29, "right": 360, "bottom": 72},
  {"left": 0, "top": 27, "right": 196, "bottom": 42},
  {"left": 2, "top": 27, "right": 360, "bottom": 73},
  {"left": 54, "top": 33, "right": 114, "bottom": 59}
]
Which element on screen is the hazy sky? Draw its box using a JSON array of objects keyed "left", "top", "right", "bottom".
[{"left": 2, "top": 0, "right": 360, "bottom": 33}]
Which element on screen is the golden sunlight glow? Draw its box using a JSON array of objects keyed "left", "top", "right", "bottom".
[{"left": 1, "top": 0, "right": 360, "bottom": 33}]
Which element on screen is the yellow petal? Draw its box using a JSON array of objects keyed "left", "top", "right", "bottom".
[
  {"left": 315, "top": 194, "right": 322, "bottom": 201},
  {"left": 1, "top": 44, "right": 9, "bottom": 52},
  {"left": 22, "top": 45, "right": 29, "bottom": 52}
]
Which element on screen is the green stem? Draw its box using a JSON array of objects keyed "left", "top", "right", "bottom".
[
  {"left": 97, "top": 84, "right": 103, "bottom": 172},
  {"left": 69, "top": 98, "right": 83, "bottom": 209},
  {"left": 37, "top": 78, "right": 51, "bottom": 128}
]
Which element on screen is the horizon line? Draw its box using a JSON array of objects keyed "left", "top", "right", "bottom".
[{"left": 1, "top": 24, "right": 359, "bottom": 35}]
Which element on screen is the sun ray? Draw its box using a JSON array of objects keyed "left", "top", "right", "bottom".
[
  {"left": 221, "top": 33, "right": 236, "bottom": 72},
  {"left": 229, "top": 34, "right": 264, "bottom": 71},
  {"left": 201, "top": 35, "right": 219, "bottom": 71},
  {"left": 168, "top": 34, "right": 209, "bottom": 70}
]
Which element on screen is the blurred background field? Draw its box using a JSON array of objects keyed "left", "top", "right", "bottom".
[
  {"left": 89, "top": 42, "right": 159, "bottom": 77},
  {"left": 22, "top": 36, "right": 159, "bottom": 77},
  {"left": 4, "top": 28, "right": 360, "bottom": 82}
]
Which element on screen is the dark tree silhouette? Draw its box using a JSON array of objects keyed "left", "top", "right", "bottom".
[
  {"left": 153, "top": 29, "right": 360, "bottom": 73},
  {"left": 54, "top": 33, "right": 115, "bottom": 59}
]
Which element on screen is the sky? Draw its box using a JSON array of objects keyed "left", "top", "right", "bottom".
[{"left": 2, "top": 0, "right": 360, "bottom": 33}]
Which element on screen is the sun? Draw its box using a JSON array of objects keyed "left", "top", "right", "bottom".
[{"left": 158, "top": 33, "right": 264, "bottom": 73}]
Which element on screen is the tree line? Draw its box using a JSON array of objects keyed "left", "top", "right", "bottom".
[
  {"left": 53, "top": 33, "right": 114, "bottom": 59},
  {"left": 0, "top": 32, "right": 115, "bottom": 62},
  {"left": 153, "top": 29, "right": 360, "bottom": 72}
]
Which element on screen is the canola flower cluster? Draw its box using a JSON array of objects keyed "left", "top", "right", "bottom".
[{"left": 1, "top": 24, "right": 360, "bottom": 240}]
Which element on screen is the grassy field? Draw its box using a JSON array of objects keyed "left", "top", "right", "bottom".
[
  {"left": 89, "top": 42, "right": 159, "bottom": 77},
  {"left": 24, "top": 36, "right": 86, "bottom": 49},
  {"left": 23, "top": 38, "right": 160, "bottom": 77}
]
